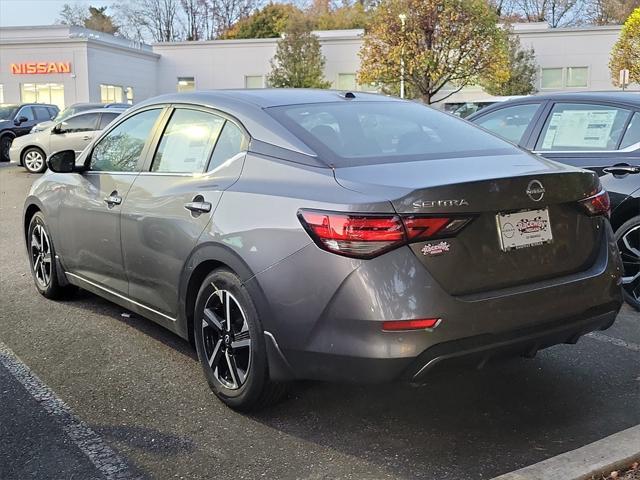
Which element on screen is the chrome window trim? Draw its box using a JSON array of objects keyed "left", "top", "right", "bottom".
[
  {"left": 65, "top": 272, "right": 177, "bottom": 322},
  {"left": 532, "top": 142, "right": 640, "bottom": 155}
]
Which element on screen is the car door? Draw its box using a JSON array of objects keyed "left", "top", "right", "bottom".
[
  {"left": 13, "top": 106, "right": 37, "bottom": 136},
  {"left": 49, "top": 112, "right": 101, "bottom": 155},
  {"left": 121, "top": 106, "right": 248, "bottom": 319},
  {"left": 527, "top": 102, "right": 640, "bottom": 175},
  {"left": 470, "top": 101, "right": 545, "bottom": 146},
  {"left": 56, "top": 107, "right": 165, "bottom": 295}
]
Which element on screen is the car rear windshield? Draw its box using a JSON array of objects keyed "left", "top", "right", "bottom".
[{"left": 266, "top": 101, "right": 517, "bottom": 166}]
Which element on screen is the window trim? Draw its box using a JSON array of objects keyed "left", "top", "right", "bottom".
[{"left": 531, "top": 101, "right": 636, "bottom": 154}]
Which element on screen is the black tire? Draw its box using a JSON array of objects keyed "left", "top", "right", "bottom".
[
  {"left": 27, "top": 212, "right": 75, "bottom": 299},
  {"left": 22, "top": 147, "right": 47, "bottom": 173},
  {"left": 0, "top": 134, "right": 12, "bottom": 162},
  {"left": 193, "top": 268, "right": 287, "bottom": 411},
  {"left": 615, "top": 215, "right": 640, "bottom": 311}
]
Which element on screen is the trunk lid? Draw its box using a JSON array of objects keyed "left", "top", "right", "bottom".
[{"left": 334, "top": 153, "right": 602, "bottom": 295}]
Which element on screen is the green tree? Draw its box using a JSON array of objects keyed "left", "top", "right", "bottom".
[
  {"left": 221, "top": 3, "right": 302, "bottom": 39},
  {"left": 84, "top": 6, "right": 119, "bottom": 34},
  {"left": 358, "top": 0, "right": 510, "bottom": 104},
  {"left": 314, "top": 2, "right": 371, "bottom": 30},
  {"left": 267, "top": 16, "right": 331, "bottom": 88},
  {"left": 483, "top": 32, "right": 537, "bottom": 96},
  {"left": 610, "top": 7, "right": 640, "bottom": 86}
]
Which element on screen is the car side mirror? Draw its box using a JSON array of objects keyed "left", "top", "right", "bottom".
[
  {"left": 47, "top": 150, "right": 79, "bottom": 173},
  {"left": 52, "top": 124, "right": 62, "bottom": 134},
  {"left": 14, "top": 115, "right": 28, "bottom": 126}
]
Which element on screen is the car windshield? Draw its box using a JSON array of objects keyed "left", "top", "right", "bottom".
[
  {"left": 267, "top": 101, "right": 517, "bottom": 166},
  {"left": 0, "top": 105, "right": 18, "bottom": 120},
  {"left": 54, "top": 107, "right": 78, "bottom": 122}
]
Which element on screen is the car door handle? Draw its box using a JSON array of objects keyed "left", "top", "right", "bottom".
[
  {"left": 603, "top": 165, "right": 640, "bottom": 175},
  {"left": 104, "top": 193, "right": 122, "bottom": 207},
  {"left": 184, "top": 201, "right": 212, "bottom": 214},
  {"left": 82, "top": 135, "right": 92, "bottom": 141}
]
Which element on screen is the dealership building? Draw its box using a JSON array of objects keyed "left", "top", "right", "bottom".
[{"left": 0, "top": 22, "right": 632, "bottom": 111}]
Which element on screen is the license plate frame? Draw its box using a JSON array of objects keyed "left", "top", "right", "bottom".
[{"left": 496, "top": 208, "right": 553, "bottom": 252}]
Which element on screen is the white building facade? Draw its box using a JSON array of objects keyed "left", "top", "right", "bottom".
[{"left": 0, "top": 23, "right": 633, "bottom": 110}]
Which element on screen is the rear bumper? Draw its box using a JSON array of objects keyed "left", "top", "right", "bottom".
[{"left": 253, "top": 221, "right": 623, "bottom": 383}]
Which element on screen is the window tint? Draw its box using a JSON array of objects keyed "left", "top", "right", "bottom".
[
  {"left": 59, "top": 113, "right": 99, "bottom": 133},
  {"left": 268, "top": 101, "right": 515, "bottom": 166},
  {"left": 474, "top": 103, "right": 541, "bottom": 144},
  {"left": 209, "top": 122, "right": 246, "bottom": 171},
  {"left": 98, "top": 112, "right": 119, "bottom": 129},
  {"left": 34, "top": 106, "right": 52, "bottom": 120},
  {"left": 17, "top": 106, "right": 34, "bottom": 121},
  {"left": 536, "top": 103, "right": 631, "bottom": 151},
  {"left": 47, "top": 107, "right": 58, "bottom": 118},
  {"left": 151, "top": 109, "right": 224, "bottom": 173},
  {"left": 620, "top": 113, "right": 640, "bottom": 149},
  {"left": 90, "top": 109, "right": 161, "bottom": 172}
]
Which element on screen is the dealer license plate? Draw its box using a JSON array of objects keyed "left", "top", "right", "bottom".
[{"left": 496, "top": 208, "right": 553, "bottom": 251}]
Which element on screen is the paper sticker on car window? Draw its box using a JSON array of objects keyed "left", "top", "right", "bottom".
[{"left": 541, "top": 109, "right": 619, "bottom": 149}]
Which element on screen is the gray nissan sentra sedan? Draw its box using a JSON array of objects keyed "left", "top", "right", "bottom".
[{"left": 23, "top": 89, "right": 624, "bottom": 410}]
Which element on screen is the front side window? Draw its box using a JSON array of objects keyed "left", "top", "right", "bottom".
[
  {"left": 151, "top": 109, "right": 225, "bottom": 173},
  {"left": 536, "top": 103, "right": 631, "bottom": 151},
  {"left": 620, "top": 113, "right": 640, "bottom": 149},
  {"left": 474, "top": 103, "right": 541, "bottom": 144},
  {"left": 90, "top": 109, "right": 162, "bottom": 172},
  {"left": 16, "top": 106, "right": 35, "bottom": 121},
  {"left": 208, "top": 121, "right": 246, "bottom": 171},
  {"left": 268, "top": 101, "right": 517, "bottom": 166},
  {"left": 58, "top": 113, "right": 100, "bottom": 133}
]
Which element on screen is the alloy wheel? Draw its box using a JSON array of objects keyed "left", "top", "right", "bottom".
[
  {"left": 201, "top": 288, "right": 252, "bottom": 390},
  {"left": 31, "top": 224, "right": 52, "bottom": 288},
  {"left": 619, "top": 224, "right": 640, "bottom": 304},
  {"left": 24, "top": 150, "right": 44, "bottom": 172}
]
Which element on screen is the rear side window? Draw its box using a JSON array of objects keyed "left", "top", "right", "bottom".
[
  {"left": 90, "top": 108, "right": 162, "bottom": 172},
  {"left": 98, "top": 112, "right": 119, "bottom": 129},
  {"left": 33, "top": 106, "right": 52, "bottom": 120},
  {"left": 474, "top": 103, "right": 541, "bottom": 144},
  {"left": 208, "top": 121, "right": 246, "bottom": 171},
  {"left": 620, "top": 112, "right": 640, "bottom": 149},
  {"left": 267, "top": 101, "right": 516, "bottom": 166},
  {"left": 536, "top": 103, "right": 631, "bottom": 151},
  {"left": 151, "top": 108, "right": 224, "bottom": 173},
  {"left": 59, "top": 113, "right": 99, "bottom": 133}
]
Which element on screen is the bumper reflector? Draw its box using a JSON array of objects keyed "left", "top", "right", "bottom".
[{"left": 382, "top": 318, "right": 441, "bottom": 332}]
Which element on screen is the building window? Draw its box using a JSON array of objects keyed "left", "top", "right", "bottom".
[
  {"left": 21, "top": 83, "right": 65, "bottom": 108},
  {"left": 125, "top": 87, "right": 134, "bottom": 104},
  {"left": 0, "top": 85, "right": 3, "bottom": 103},
  {"left": 540, "top": 68, "right": 563, "bottom": 89},
  {"left": 566, "top": 67, "right": 588, "bottom": 88},
  {"left": 177, "top": 77, "right": 195, "bottom": 92},
  {"left": 100, "top": 84, "right": 124, "bottom": 103},
  {"left": 244, "top": 76, "right": 264, "bottom": 89},
  {"left": 337, "top": 73, "right": 357, "bottom": 91}
]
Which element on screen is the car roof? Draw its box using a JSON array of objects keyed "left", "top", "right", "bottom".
[
  {"left": 493, "top": 91, "right": 640, "bottom": 106},
  {"left": 66, "top": 108, "right": 127, "bottom": 118},
  {"left": 140, "top": 89, "right": 398, "bottom": 109}
]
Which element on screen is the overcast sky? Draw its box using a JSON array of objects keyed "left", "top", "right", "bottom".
[{"left": 0, "top": 0, "right": 111, "bottom": 27}]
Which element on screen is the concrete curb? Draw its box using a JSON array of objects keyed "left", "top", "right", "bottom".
[{"left": 492, "top": 424, "right": 640, "bottom": 480}]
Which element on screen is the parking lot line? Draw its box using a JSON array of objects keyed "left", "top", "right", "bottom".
[
  {"left": 0, "top": 341, "right": 140, "bottom": 480},
  {"left": 587, "top": 332, "right": 640, "bottom": 352}
]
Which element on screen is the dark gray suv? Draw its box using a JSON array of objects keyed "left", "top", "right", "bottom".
[{"left": 24, "top": 90, "right": 623, "bottom": 410}]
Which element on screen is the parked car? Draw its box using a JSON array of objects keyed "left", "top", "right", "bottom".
[
  {"left": 447, "top": 96, "right": 527, "bottom": 118},
  {"left": 468, "top": 92, "right": 640, "bottom": 309},
  {"left": 10, "top": 108, "right": 125, "bottom": 173},
  {"left": 24, "top": 90, "right": 622, "bottom": 411},
  {"left": 0, "top": 103, "right": 59, "bottom": 162},
  {"left": 31, "top": 102, "right": 130, "bottom": 133}
]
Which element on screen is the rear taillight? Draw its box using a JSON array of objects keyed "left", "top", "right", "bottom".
[
  {"left": 382, "top": 318, "right": 441, "bottom": 331},
  {"left": 579, "top": 189, "right": 610, "bottom": 217},
  {"left": 298, "top": 209, "right": 472, "bottom": 259}
]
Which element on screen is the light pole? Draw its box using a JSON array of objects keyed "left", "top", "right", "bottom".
[{"left": 399, "top": 13, "right": 407, "bottom": 99}]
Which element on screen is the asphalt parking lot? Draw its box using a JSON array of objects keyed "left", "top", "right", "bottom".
[{"left": 0, "top": 162, "right": 639, "bottom": 480}]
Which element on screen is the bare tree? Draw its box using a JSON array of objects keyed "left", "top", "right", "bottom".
[
  {"left": 58, "top": 3, "right": 88, "bottom": 26},
  {"left": 209, "top": 0, "right": 259, "bottom": 37},
  {"left": 113, "top": 0, "right": 182, "bottom": 42}
]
